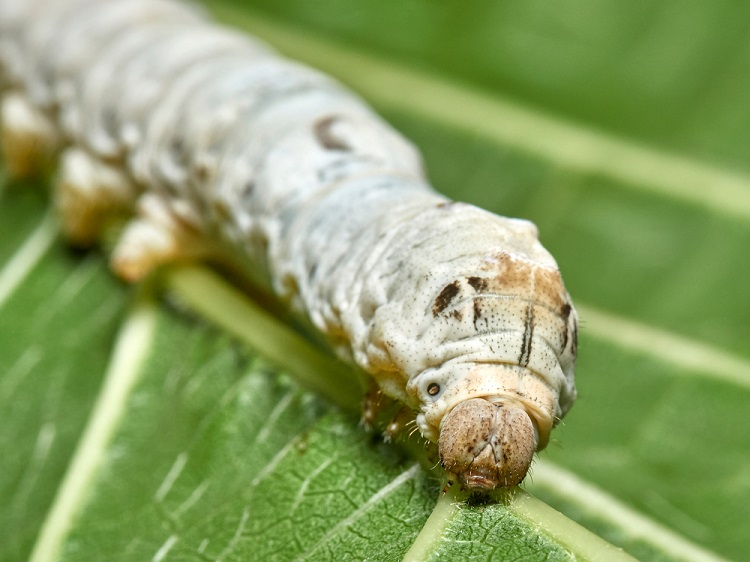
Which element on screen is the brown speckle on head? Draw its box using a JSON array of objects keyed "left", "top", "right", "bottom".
[
  {"left": 432, "top": 281, "right": 461, "bottom": 316},
  {"left": 438, "top": 398, "right": 536, "bottom": 490}
]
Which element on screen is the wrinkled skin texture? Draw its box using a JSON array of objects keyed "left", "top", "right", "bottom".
[{"left": 438, "top": 398, "right": 536, "bottom": 490}]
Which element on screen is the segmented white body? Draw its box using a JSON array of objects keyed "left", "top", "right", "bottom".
[{"left": 0, "top": 0, "right": 578, "bottom": 488}]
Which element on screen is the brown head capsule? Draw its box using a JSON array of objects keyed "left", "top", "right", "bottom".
[{"left": 438, "top": 398, "right": 536, "bottom": 490}]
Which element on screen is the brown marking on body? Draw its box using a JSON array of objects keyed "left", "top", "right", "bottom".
[
  {"left": 480, "top": 253, "right": 567, "bottom": 312},
  {"left": 560, "top": 323, "right": 569, "bottom": 351},
  {"left": 482, "top": 253, "right": 533, "bottom": 293},
  {"left": 436, "top": 201, "right": 457, "bottom": 209},
  {"left": 560, "top": 302, "right": 572, "bottom": 350},
  {"left": 467, "top": 276, "right": 488, "bottom": 292},
  {"left": 533, "top": 267, "right": 567, "bottom": 311},
  {"left": 517, "top": 300, "right": 536, "bottom": 367},
  {"left": 560, "top": 302, "right": 572, "bottom": 321},
  {"left": 518, "top": 264, "right": 538, "bottom": 367},
  {"left": 314, "top": 115, "right": 351, "bottom": 151},
  {"left": 466, "top": 276, "right": 486, "bottom": 324},
  {"left": 433, "top": 281, "right": 461, "bottom": 316}
]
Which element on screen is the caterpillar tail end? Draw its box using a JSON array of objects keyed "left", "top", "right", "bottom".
[{"left": 438, "top": 398, "right": 536, "bottom": 490}]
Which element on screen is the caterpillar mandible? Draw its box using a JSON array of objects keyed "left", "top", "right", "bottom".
[{"left": 0, "top": 0, "right": 578, "bottom": 490}]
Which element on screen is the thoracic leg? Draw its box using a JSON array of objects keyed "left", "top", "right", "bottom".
[
  {"left": 0, "top": 92, "right": 59, "bottom": 178},
  {"left": 383, "top": 406, "right": 415, "bottom": 443}
]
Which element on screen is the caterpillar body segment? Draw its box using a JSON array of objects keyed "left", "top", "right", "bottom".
[
  {"left": 56, "top": 147, "right": 136, "bottom": 245},
  {"left": 0, "top": 0, "right": 578, "bottom": 490},
  {"left": 0, "top": 91, "right": 59, "bottom": 176}
]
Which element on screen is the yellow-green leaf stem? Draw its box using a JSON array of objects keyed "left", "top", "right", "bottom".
[
  {"left": 509, "top": 489, "right": 638, "bottom": 562},
  {"left": 163, "top": 265, "right": 364, "bottom": 411},
  {"left": 402, "top": 485, "right": 465, "bottom": 562}
]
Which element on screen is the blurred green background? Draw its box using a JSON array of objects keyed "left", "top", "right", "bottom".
[{"left": 229, "top": 0, "right": 750, "bottom": 175}]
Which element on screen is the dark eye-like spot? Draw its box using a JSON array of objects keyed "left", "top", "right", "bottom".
[{"left": 427, "top": 383, "right": 441, "bottom": 396}]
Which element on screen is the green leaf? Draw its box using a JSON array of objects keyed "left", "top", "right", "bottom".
[
  {"left": 2, "top": 0, "right": 749, "bottom": 560},
  {"left": 0, "top": 192, "right": 613, "bottom": 562}
]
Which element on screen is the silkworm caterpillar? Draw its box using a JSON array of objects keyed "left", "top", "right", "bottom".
[{"left": 0, "top": 0, "right": 578, "bottom": 490}]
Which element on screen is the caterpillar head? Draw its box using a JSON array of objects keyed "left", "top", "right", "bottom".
[
  {"left": 438, "top": 398, "right": 536, "bottom": 490},
  {"left": 411, "top": 362, "right": 563, "bottom": 490}
]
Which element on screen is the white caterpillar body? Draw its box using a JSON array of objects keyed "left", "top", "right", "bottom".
[{"left": 0, "top": 0, "right": 578, "bottom": 489}]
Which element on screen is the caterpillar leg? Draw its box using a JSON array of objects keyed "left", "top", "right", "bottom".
[
  {"left": 361, "top": 383, "right": 389, "bottom": 430},
  {"left": 111, "top": 192, "right": 212, "bottom": 282},
  {"left": 55, "top": 148, "right": 137, "bottom": 247},
  {"left": 0, "top": 92, "right": 59, "bottom": 178},
  {"left": 383, "top": 406, "right": 414, "bottom": 443}
]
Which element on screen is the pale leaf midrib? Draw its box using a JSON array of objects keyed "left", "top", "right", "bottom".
[
  {"left": 401, "top": 485, "right": 463, "bottom": 562},
  {"left": 28, "top": 290, "right": 157, "bottom": 562},
  {"left": 209, "top": 2, "right": 750, "bottom": 222},
  {"left": 0, "top": 209, "right": 57, "bottom": 308},
  {"left": 402, "top": 485, "right": 639, "bottom": 562},
  {"left": 510, "top": 489, "right": 638, "bottom": 562},
  {"left": 527, "top": 461, "right": 730, "bottom": 562},
  {"left": 578, "top": 303, "right": 750, "bottom": 389}
]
